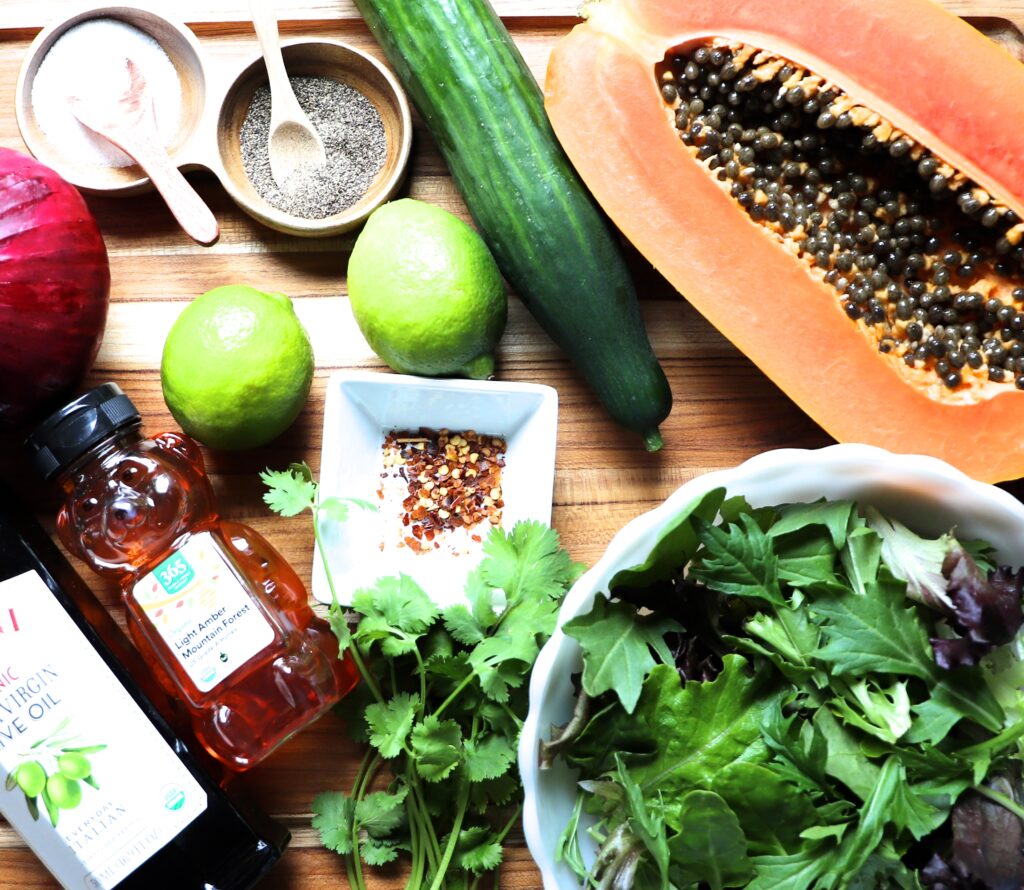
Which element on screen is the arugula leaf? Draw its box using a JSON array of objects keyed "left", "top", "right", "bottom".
[
  {"left": 827, "top": 756, "right": 901, "bottom": 880},
  {"left": 769, "top": 499, "right": 855, "bottom": 549},
  {"left": 564, "top": 596, "right": 681, "bottom": 713},
  {"left": 811, "top": 572, "right": 938, "bottom": 680},
  {"left": 609, "top": 488, "right": 726, "bottom": 592},
  {"left": 747, "top": 839, "right": 839, "bottom": 890},
  {"left": 668, "top": 791, "right": 752, "bottom": 890},
  {"left": 839, "top": 526, "right": 882, "bottom": 597},
  {"left": 812, "top": 708, "right": 881, "bottom": 802},
  {"left": 312, "top": 791, "right": 355, "bottom": 854},
  {"left": 760, "top": 703, "right": 830, "bottom": 794},
  {"left": 617, "top": 756, "right": 671, "bottom": 890},
  {"left": 690, "top": 514, "right": 785, "bottom": 606}
]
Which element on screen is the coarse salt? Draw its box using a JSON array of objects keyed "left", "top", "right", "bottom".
[{"left": 31, "top": 18, "right": 183, "bottom": 169}]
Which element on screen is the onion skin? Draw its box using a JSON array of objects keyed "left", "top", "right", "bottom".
[{"left": 0, "top": 148, "right": 110, "bottom": 429}]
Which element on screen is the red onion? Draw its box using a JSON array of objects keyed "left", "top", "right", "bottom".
[{"left": 0, "top": 147, "right": 110, "bottom": 429}]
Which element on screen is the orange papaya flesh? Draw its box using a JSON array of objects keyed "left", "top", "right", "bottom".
[{"left": 545, "top": 0, "right": 1024, "bottom": 483}]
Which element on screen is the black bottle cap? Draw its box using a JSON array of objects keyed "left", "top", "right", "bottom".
[{"left": 26, "top": 383, "right": 141, "bottom": 481}]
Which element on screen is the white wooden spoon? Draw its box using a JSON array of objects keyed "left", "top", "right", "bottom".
[
  {"left": 68, "top": 59, "right": 219, "bottom": 246},
  {"left": 250, "top": 0, "right": 327, "bottom": 189}
]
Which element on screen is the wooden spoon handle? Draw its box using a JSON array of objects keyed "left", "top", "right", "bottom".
[
  {"left": 111, "top": 126, "right": 220, "bottom": 246},
  {"left": 250, "top": 0, "right": 304, "bottom": 124}
]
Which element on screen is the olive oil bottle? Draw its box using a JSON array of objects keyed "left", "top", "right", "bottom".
[{"left": 0, "top": 486, "right": 287, "bottom": 889}]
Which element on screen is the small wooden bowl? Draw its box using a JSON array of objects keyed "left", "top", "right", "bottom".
[
  {"left": 15, "top": 5, "right": 207, "bottom": 195},
  {"left": 16, "top": 10, "right": 413, "bottom": 237},
  {"left": 212, "top": 39, "right": 413, "bottom": 237}
]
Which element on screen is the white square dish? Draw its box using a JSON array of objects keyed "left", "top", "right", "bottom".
[{"left": 312, "top": 371, "right": 559, "bottom": 607}]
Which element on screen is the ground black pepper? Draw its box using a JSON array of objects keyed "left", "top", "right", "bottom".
[{"left": 240, "top": 75, "right": 387, "bottom": 219}]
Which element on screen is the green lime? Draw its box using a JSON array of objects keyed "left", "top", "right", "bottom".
[
  {"left": 161, "top": 285, "right": 314, "bottom": 450},
  {"left": 347, "top": 199, "right": 507, "bottom": 378}
]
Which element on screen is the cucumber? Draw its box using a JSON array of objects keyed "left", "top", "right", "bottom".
[{"left": 353, "top": 0, "right": 673, "bottom": 450}]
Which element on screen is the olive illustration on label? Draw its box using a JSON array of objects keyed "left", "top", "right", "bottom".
[{"left": 5, "top": 720, "right": 106, "bottom": 827}]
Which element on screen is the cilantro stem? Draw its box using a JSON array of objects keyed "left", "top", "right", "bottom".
[
  {"left": 407, "top": 773, "right": 443, "bottom": 875},
  {"left": 494, "top": 802, "right": 523, "bottom": 845},
  {"left": 434, "top": 672, "right": 477, "bottom": 720},
  {"left": 349, "top": 750, "right": 381, "bottom": 890},
  {"left": 427, "top": 777, "right": 471, "bottom": 890},
  {"left": 972, "top": 784, "right": 1024, "bottom": 822},
  {"left": 313, "top": 510, "right": 386, "bottom": 705}
]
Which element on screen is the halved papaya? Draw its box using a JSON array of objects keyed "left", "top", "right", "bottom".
[{"left": 545, "top": 0, "right": 1024, "bottom": 483}]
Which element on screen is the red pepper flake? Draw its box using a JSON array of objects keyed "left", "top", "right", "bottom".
[{"left": 382, "top": 427, "right": 506, "bottom": 548}]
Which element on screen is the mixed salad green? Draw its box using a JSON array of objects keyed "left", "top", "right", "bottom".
[{"left": 543, "top": 490, "right": 1024, "bottom": 890}]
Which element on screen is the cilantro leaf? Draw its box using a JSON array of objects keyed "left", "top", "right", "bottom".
[
  {"left": 355, "top": 786, "right": 408, "bottom": 837},
  {"left": 442, "top": 604, "right": 486, "bottom": 646},
  {"left": 312, "top": 791, "right": 355, "bottom": 854},
  {"left": 364, "top": 692, "right": 419, "bottom": 759},
  {"left": 260, "top": 466, "right": 317, "bottom": 516},
  {"left": 410, "top": 716, "right": 463, "bottom": 782},
  {"left": 479, "top": 521, "right": 582, "bottom": 603},
  {"left": 564, "top": 596, "right": 681, "bottom": 713},
  {"left": 319, "top": 495, "right": 377, "bottom": 523},
  {"left": 690, "top": 514, "right": 784, "bottom": 606},
  {"left": 352, "top": 575, "right": 438, "bottom": 636},
  {"left": 463, "top": 734, "right": 515, "bottom": 782},
  {"left": 360, "top": 838, "right": 400, "bottom": 866},
  {"left": 452, "top": 827, "right": 504, "bottom": 873}
]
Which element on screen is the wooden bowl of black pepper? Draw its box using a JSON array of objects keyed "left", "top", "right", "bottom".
[{"left": 212, "top": 38, "right": 412, "bottom": 237}]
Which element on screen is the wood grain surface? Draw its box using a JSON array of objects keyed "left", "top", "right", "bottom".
[{"left": 1, "top": 0, "right": 1022, "bottom": 888}]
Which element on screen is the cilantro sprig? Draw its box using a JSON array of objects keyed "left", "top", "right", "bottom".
[{"left": 262, "top": 463, "right": 582, "bottom": 890}]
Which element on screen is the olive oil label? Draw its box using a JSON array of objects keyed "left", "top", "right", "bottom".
[
  {"left": 132, "top": 532, "right": 276, "bottom": 693},
  {"left": 0, "top": 571, "right": 206, "bottom": 890}
]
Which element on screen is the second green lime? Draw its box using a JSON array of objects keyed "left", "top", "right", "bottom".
[
  {"left": 161, "top": 285, "right": 313, "bottom": 450},
  {"left": 347, "top": 199, "right": 507, "bottom": 379}
]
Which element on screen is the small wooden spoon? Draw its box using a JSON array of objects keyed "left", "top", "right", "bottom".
[
  {"left": 68, "top": 59, "right": 219, "bottom": 246},
  {"left": 250, "top": 0, "right": 327, "bottom": 189}
]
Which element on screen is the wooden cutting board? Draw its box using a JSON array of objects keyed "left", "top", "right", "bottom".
[{"left": 0, "top": 1, "right": 1021, "bottom": 887}]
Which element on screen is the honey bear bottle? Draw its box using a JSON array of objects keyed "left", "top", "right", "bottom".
[{"left": 27, "top": 384, "right": 359, "bottom": 772}]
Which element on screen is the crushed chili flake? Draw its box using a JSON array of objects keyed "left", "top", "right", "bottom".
[{"left": 379, "top": 427, "right": 506, "bottom": 553}]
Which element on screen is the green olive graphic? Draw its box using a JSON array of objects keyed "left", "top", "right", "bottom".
[
  {"left": 57, "top": 753, "right": 91, "bottom": 781},
  {"left": 15, "top": 762, "right": 46, "bottom": 798},
  {"left": 45, "top": 774, "right": 82, "bottom": 810}
]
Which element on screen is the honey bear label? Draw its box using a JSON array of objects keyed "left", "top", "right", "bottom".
[
  {"left": 132, "top": 533, "right": 276, "bottom": 693},
  {"left": 0, "top": 571, "right": 206, "bottom": 890}
]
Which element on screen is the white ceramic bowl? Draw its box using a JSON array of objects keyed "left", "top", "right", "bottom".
[
  {"left": 314, "top": 371, "right": 558, "bottom": 608},
  {"left": 518, "top": 444, "right": 1024, "bottom": 889}
]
